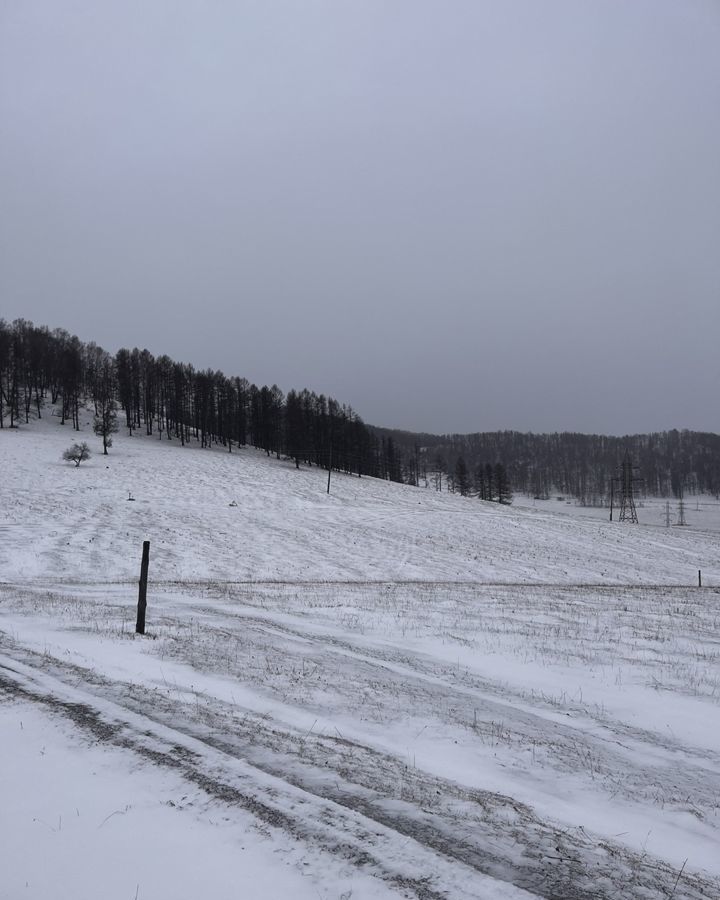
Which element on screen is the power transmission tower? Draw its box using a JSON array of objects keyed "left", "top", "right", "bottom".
[
  {"left": 610, "top": 450, "right": 643, "bottom": 523},
  {"left": 676, "top": 498, "right": 687, "bottom": 526}
]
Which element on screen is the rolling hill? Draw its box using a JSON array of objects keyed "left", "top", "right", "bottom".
[{"left": 2, "top": 414, "right": 720, "bottom": 899}]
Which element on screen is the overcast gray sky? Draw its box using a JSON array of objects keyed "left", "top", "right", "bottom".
[{"left": 1, "top": 1, "right": 719, "bottom": 435}]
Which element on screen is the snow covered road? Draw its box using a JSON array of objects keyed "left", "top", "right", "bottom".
[{"left": 2, "top": 578, "right": 720, "bottom": 899}]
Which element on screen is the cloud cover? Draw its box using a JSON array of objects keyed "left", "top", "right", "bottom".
[{"left": 1, "top": 1, "right": 719, "bottom": 434}]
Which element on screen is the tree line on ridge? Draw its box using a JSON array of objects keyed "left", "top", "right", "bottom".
[{"left": 6, "top": 318, "right": 715, "bottom": 502}]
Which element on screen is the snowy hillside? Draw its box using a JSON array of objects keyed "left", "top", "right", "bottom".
[
  {"left": 2, "top": 416, "right": 720, "bottom": 900},
  {"left": 3, "top": 414, "right": 718, "bottom": 586}
]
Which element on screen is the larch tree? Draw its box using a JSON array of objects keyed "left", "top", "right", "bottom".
[
  {"left": 494, "top": 463, "right": 513, "bottom": 505},
  {"left": 92, "top": 356, "right": 118, "bottom": 454},
  {"left": 454, "top": 456, "right": 470, "bottom": 496}
]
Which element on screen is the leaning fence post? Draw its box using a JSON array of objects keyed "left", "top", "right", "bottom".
[{"left": 136, "top": 540, "right": 150, "bottom": 634}]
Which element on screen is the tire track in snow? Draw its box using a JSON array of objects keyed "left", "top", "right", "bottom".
[
  {"left": 0, "top": 651, "right": 481, "bottom": 900},
  {"left": 172, "top": 602, "right": 720, "bottom": 810},
  {"left": 1, "top": 640, "right": 718, "bottom": 900}
]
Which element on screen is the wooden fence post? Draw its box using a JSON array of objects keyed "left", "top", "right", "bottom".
[
  {"left": 698, "top": 569, "right": 702, "bottom": 588},
  {"left": 136, "top": 541, "right": 150, "bottom": 634}
]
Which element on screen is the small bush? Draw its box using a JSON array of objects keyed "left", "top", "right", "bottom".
[{"left": 62, "top": 442, "right": 91, "bottom": 467}]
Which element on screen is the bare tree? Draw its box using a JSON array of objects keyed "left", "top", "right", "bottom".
[
  {"left": 92, "top": 355, "right": 118, "bottom": 454},
  {"left": 93, "top": 399, "right": 118, "bottom": 454},
  {"left": 454, "top": 456, "right": 470, "bottom": 496},
  {"left": 62, "top": 442, "right": 91, "bottom": 467}
]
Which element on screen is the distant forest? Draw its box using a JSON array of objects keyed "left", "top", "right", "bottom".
[
  {"left": 2, "top": 319, "right": 719, "bottom": 501},
  {"left": 375, "top": 426, "right": 720, "bottom": 502}
]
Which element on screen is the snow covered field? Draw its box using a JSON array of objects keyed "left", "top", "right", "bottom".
[
  {"left": 513, "top": 492, "right": 720, "bottom": 537},
  {"left": 2, "top": 415, "right": 720, "bottom": 899}
]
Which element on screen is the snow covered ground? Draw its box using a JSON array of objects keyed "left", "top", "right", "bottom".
[
  {"left": 513, "top": 492, "right": 720, "bottom": 537},
  {"left": 2, "top": 414, "right": 720, "bottom": 899}
]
